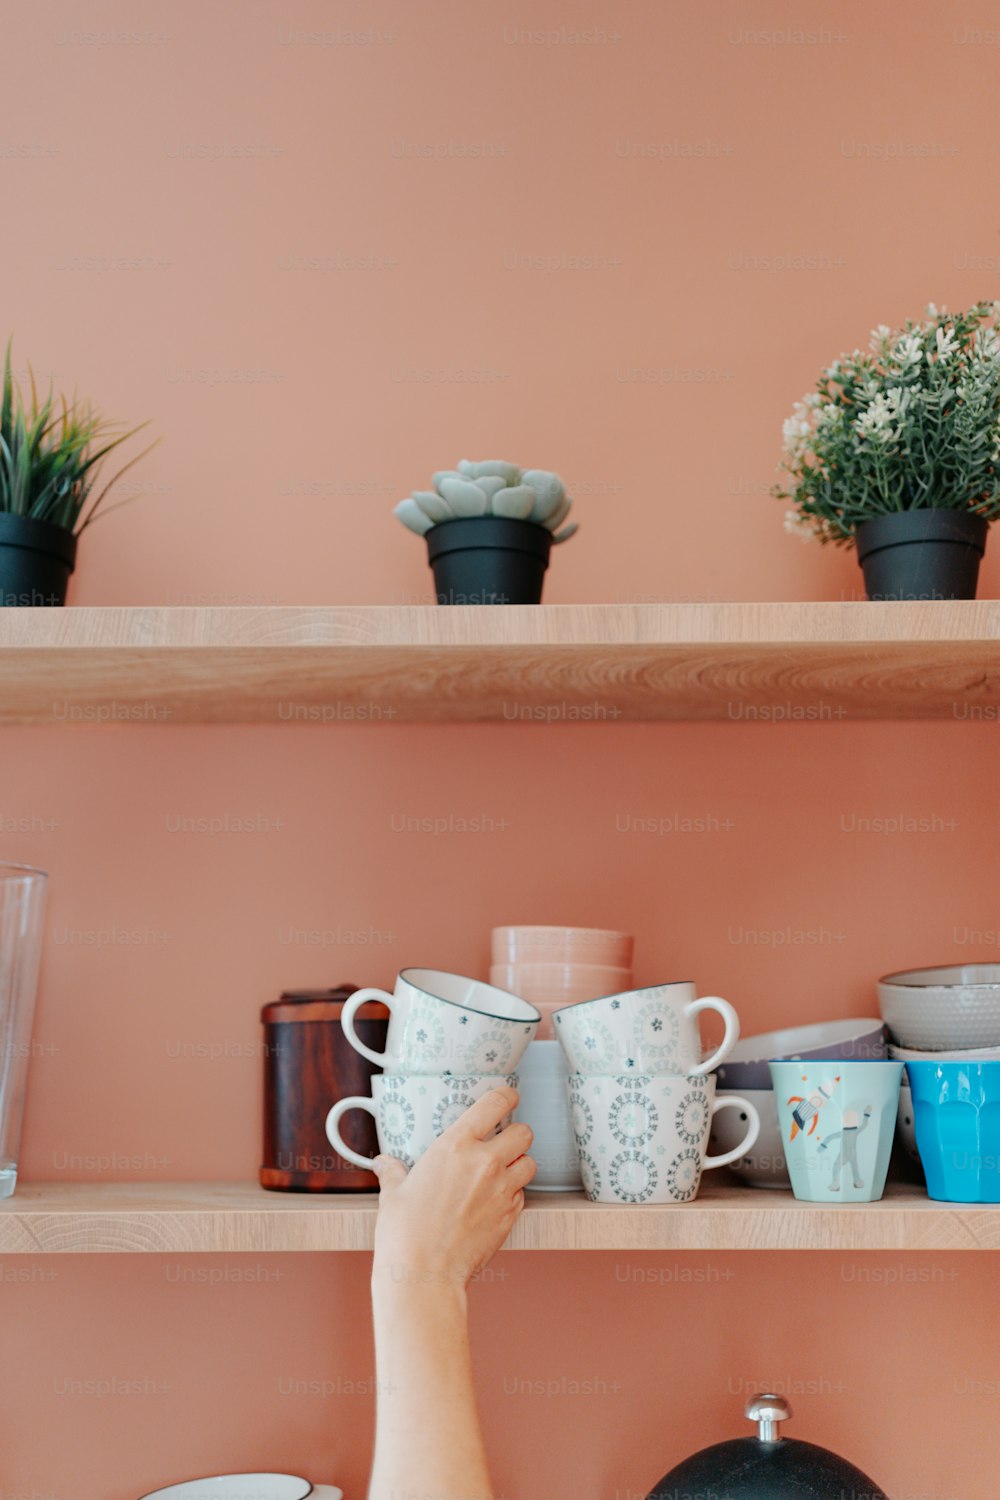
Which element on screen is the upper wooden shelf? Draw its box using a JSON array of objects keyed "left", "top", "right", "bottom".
[
  {"left": 0, "top": 603, "right": 999, "bottom": 724},
  {"left": 0, "top": 1180, "right": 996, "bottom": 1253}
]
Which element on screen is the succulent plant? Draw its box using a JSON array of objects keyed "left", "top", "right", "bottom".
[{"left": 394, "top": 459, "right": 578, "bottom": 543}]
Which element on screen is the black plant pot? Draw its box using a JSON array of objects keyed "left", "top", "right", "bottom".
[
  {"left": 855, "top": 509, "right": 988, "bottom": 601},
  {"left": 0, "top": 514, "right": 77, "bottom": 607},
  {"left": 426, "top": 516, "right": 552, "bottom": 605}
]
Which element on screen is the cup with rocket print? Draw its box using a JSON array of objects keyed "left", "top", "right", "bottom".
[
  {"left": 340, "top": 968, "right": 540, "bottom": 1075},
  {"left": 769, "top": 1060, "right": 903, "bottom": 1202}
]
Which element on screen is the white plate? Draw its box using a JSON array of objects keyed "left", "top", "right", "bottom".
[{"left": 140, "top": 1477, "right": 313, "bottom": 1500}]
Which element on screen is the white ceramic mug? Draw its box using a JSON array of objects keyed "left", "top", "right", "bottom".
[
  {"left": 326, "top": 1072, "right": 518, "bottom": 1170},
  {"left": 341, "top": 968, "right": 539, "bottom": 1075},
  {"left": 567, "top": 1073, "right": 760, "bottom": 1204},
  {"left": 553, "top": 981, "right": 740, "bottom": 1076}
]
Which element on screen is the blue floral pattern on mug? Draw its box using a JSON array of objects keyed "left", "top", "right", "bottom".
[
  {"left": 573, "top": 1018, "right": 618, "bottom": 1072},
  {"left": 432, "top": 1087, "right": 478, "bottom": 1134},
  {"left": 609, "top": 1149, "right": 658, "bottom": 1203},
  {"left": 402, "top": 1000, "right": 447, "bottom": 1066},
  {"left": 381, "top": 1094, "right": 416, "bottom": 1147},
  {"left": 634, "top": 996, "right": 682, "bottom": 1067},
  {"left": 666, "top": 1147, "right": 703, "bottom": 1201},
  {"left": 675, "top": 1088, "right": 710, "bottom": 1146},
  {"left": 569, "top": 1089, "right": 595, "bottom": 1146},
  {"left": 609, "top": 1079, "right": 660, "bottom": 1146},
  {"left": 578, "top": 1148, "right": 602, "bottom": 1200},
  {"left": 465, "top": 1028, "right": 515, "bottom": 1073}
]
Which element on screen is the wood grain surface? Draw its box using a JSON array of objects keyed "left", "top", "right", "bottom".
[
  {"left": 1, "top": 602, "right": 1000, "bottom": 723},
  {"left": 0, "top": 1179, "right": 996, "bottom": 1253}
]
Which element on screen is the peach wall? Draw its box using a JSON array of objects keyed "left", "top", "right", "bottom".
[{"left": 1, "top": 1, "right": 999, "bottom": 1496}]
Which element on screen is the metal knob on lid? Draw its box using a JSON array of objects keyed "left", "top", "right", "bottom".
[
  {"left": 645, "top": 1387, "right": 890, "bottom": 1499},
  {"left": 745, "top": 1393, "right": 790, "bottom": 1443}
]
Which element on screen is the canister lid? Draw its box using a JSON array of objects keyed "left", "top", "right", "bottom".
[
  {"left": 261, "top": 984, "right": 389, "bottom": 1023},
  {"left": 278, "top": 985, "right": 359, "bottom": 1002}
]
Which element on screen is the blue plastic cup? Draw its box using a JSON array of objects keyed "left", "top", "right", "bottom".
[
  {"left": 905, "top": 1060, "right": 1000, "bottom": 1203},
  {"left": 769, "top": 1060, "right": 903, "bottom": 1202}
]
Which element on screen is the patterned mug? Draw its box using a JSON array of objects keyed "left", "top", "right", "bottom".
[
  {"left": 341, "top": 969, "right": 539, "bottom": 1075},
  {"left": 326, "top": 1072, "right": 518, "bottom": 1171},
  {"left": 567, "top": 1073, "right": 759, "bottom": 1204},
  {"left": 554, "top": 982, "right": 740, "bottom": 1076}
]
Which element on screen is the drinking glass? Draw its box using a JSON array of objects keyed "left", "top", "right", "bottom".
[{"left": 0, "top": 864, "right": 48, "bottom": 1198}]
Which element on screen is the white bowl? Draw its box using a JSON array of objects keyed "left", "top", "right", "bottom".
[
  {"left": 710, "top": 1089, "right": 789, "bottom": 1190},
  {"left": 878, "top": 964, "right": 1000, "bottom": 1050},
  {"left": 715, "top": 1018, "right": 886, "bottom": 1092},
  {"left": 514, "top": 1040, "right": 582, "bottom": 1192},
  {"left": 139, "top": 1479, "right": 337, "bottom": 1500}
]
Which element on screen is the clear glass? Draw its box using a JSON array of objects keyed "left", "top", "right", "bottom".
[{"left": 0, "top": 864, "right": 48, "bottom": 1198}]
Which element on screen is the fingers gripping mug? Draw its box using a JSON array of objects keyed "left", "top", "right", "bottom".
[
  {"left": 340, "top": 969, "right": 539, "bottom": 1075},
  {"left": 326, "top": 1073, "right": 518, "bottom": 1170}
]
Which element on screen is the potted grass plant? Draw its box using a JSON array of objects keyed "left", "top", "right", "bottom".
[
  {"left": 775, "top": 301, "right": 1000, "bottom": 599},
  {"left": 395, "top": 459, "right": 578, "bottom": 604},
  {"left": 0, "top": 340, "right": 153, "bottom": 605}
]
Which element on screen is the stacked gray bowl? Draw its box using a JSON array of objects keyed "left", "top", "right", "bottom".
[{"left": 710, "top": 1018, "right": 888, "bottom": 1189}]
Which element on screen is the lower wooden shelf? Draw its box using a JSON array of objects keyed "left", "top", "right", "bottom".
[{"left": 0, "top": 1179, "right": 995, "bottom": 1253}]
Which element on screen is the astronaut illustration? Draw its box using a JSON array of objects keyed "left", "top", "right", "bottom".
[
  {"left": 785, "top": 1077, "right": 839, "bottom": 1141},
  {"left": 818, "top": 1104, "right": 874, "bottom": 1191}
]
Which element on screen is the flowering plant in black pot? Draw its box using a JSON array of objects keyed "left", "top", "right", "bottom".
[
  {"left": 0, "top": 340, "right": 153, "bottom": 606},
  {"left": 774, "top": 301, "right": 1000, "bottom": 599},
  {"left": 394, "top": 459, "right": 577, "bottom": 604}
]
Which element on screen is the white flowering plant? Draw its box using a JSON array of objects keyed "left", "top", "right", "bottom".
[{"left": 775, "top": 301, "right": 1000, "bottom": 545}]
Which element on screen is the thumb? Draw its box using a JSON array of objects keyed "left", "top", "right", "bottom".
[{"left": 371, "top": 1153, "right": 409, "bottom": 1191}]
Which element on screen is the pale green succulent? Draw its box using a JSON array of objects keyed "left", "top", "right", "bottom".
[{"left": 395, "top": 459, "right": 578, "bottom": 543}]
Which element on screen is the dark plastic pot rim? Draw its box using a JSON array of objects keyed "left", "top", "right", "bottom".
[
  {"left": 0, "top": 511, "right": 78, "bottom": 568},
  {"left": 425, "top": 515, "right": 552, "bottom": 562},
  {"left": 855, "top": 508, "right": 988, "bottom": 561}
]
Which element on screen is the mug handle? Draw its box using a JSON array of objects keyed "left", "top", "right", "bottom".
[
  {"left": 325, "top": 1095, "right": 378, "bottom": 1171},
  {"left": 702, "top": 1095, "right": 761, "bottom": 1170},
  {"left": 341, "top": 987, "right": 395, "bottom": 1067},
  {"left": 685, "top": 996, "right": 740, "bottom": 1074}
]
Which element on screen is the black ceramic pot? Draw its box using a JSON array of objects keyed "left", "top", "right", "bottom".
[
  {"left": 0, "top": 513, "right": 77, "bottom": 607},
  {"left": 646, "top": 1393, "right": 890, "bottom": 1500},
  {"left": 425, "top": 516, "right": 552, "bottom": 605},
  {"left": 855, "top": 508, "right": 987, "bottom": 601}
]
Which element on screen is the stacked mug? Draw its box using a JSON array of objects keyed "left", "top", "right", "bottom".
[
  {"left": 491, "top": 926, "right": 634, "bottom": 1193},
  {"left": 325, "top": 968, "right": 540, "bottom": 1171},
  {"left": 553, "top": 982, "right": 761, "bottom": 1204}
]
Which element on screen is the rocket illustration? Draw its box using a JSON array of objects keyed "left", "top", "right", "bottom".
[{"left": 786, "top": 1077, "right": 840, "bottom": 1141}]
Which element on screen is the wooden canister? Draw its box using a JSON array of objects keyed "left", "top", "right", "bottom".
[{"left": 260, "top": 985, "right": 388, "bottom": 1192}]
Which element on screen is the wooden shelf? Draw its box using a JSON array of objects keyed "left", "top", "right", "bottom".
[
  {"left": 1, "top": 602, "right": 1000, "bottom": 723},
  {"left": 0, "top": 1180, "right": 996, "bottom": 1253}
]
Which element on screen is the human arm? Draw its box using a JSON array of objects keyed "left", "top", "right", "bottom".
[{"left": 367, "top": 1084, "right": 535, "bottom": 1500}]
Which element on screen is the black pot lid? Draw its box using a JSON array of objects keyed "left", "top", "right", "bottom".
[{"left": 646, "top": 1394, "right": 890, "bottom": 1500}]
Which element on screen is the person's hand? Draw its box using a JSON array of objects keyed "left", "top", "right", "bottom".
[{"left": 370, "top": 1084, "right": 535, "bottom": 1291}]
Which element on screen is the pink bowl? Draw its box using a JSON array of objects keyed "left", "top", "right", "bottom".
[
  {"left": 491, "top": 926, "right": 634, "bottom": 968},
  {"left": 489, "top": 962, "right": 633, "bottom": 1006}
]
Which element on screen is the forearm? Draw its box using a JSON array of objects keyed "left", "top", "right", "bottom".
[{"left": 369, "top": 1269, "right": 495, "bottom": 1500}]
